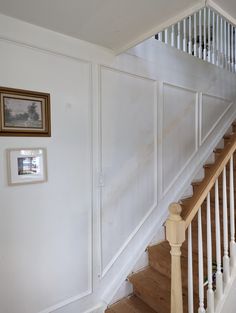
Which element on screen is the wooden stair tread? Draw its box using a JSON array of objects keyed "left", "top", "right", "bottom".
[
  {"left": 129, "top": 267, "right": 170, "bottom": 312},
  {"left": 129, "top": 267, "right": 170, "bottom": 290},
  {"left": 106, "top": 295, "right": 158, "bottom": 313}
]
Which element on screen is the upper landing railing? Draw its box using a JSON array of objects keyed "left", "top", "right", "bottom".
[{"left": 155, "top": 6, "right": 236, "bottom": 73}]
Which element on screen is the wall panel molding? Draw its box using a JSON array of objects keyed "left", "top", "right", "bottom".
[
  {"left": 161, "top": 82, "right": 198, "bottom": 196},
  {"left": 200, "top": 92, "right": 233, "bottom": 145},
  {"left": 98, "top": 66, "right": 158, "bottom": 278},
  {"left": 0, "top": 39, "right": 94, "bottom": 313}
]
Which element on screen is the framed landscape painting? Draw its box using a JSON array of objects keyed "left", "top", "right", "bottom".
[{"left": 0, "top": 87, "right": 51, "bottom": 136}]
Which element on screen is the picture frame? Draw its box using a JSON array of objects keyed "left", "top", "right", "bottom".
[
  {"left": 7, "top": 148, "right": 47, "bottom": 185},
  {"left": 0, "top": 86, "right": 51, "bottom": 136}
]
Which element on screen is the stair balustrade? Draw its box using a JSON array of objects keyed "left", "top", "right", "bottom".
[
  {"left": 166, "top": 132, "right": 236, "bottom": 313},
  {"left": 156, "top": 6, "right": 236, "bottom": 73}
]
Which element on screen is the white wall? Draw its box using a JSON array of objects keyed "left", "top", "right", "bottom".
[{"left": 0, "top": 13, "right": 236, "bottom": 313}]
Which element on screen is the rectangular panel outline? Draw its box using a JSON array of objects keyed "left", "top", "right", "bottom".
[
  {"left": 98, "top": 65, "right": 158, "bottom": 278},
  {"left": 0, "top": 39, "right": 94, "bottom": 313},
  {"left": 200, "top": 92, "right": 233, "bottom": 146},
  {"left": 161, "top": 82, "right": 199, "bottom": 197}
]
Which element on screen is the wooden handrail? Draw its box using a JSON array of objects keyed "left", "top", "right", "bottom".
[
  {"left": 181, "top": 132, "right": 236, "bottom": 229},
  {"left": 166, "top": 130, "right": 236, "bottom": 313}
]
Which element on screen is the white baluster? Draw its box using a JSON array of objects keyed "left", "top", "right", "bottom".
[
  {"left": 198, "top": 207, "right": 206, "bottom": 313},
  {"left": 228, "top": 23, "right": 230, "bottom": 70},
  {"left": 220, "top": 17, "right": 223, "bottom": 67},
  {"left": 188, "top": 224, "right": 194, "bottom": 313},
  {"left": 203, "top": 7, "right": 207, "bottom": 60},
  {"left": 165, "top": 28, "right": 168, "bottom": 44},
  {"left": 199, "top": 9, "right": 202, "bottom": 58},
  {"left": 171, "top": 25, "right": 175, "bottom": 47},
  {"left": 216, "top": 14, "right": 219, "bottom": 65},
  {"left": 189, "top": 16, "right": 192, "bottom": 54},
  {"left": 215, "top": 178, "right": 223, "bottom": 303},
  {"left": 230, "top": 155, "right": 236, "bottom": 267},
  {"left": 235, "top": 27, "right": 236, "bottom": 72},
  {"left": 177, "top": 22, "right": 181, "bottom": 50},
  {"left": 223, "top": 166, "right": 230, "bottom": 285},
  {"left": 183, "top": 19, "right": 187, "bottom": 52},
  {"left": 231, "top": 25, "right": 234, "bottom": 72},
  {"left": 208, "top": 8, "right": 211, "bottom": 62},
  {"left": 194, "top": 12, "right": 197, "bottom": 57},
  {"left": 212, "top": 11, "right": 215, "bottom": 64},
  {"left": 207, "top": 192, "right": 214, "bottom": 313},
  {"left": 224, "top": 20, "right": 227, "bottom": 68}
]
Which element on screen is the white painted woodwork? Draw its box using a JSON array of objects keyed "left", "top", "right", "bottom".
[
  {"left": 183, "top": 19, "right": 187, "bottom": 52},
  {"left": 189, "top": 15, "right": 192, "bottom": 55},
  {"left": 165, "top": 29, "right": 168, "bottom": 44},
  {"left": 219, "top": 272, "right": 236, "bottom": 313},
  {"left": 208, "top": 8, "right": 211, "bottom": 63},
  {"left": 150, "top": 6, "right": 236, "bottom": 73},
  {"left": 215, "top": 178, "right": 223, "bottom": 303},
  {"left": 199, "top": 10, "right": 203, "bottom": 59},
  {"left": 227, "top": 23, "right": 230, "bottom": 70},
  {"left": 222, "top": 166, "right": 230, "bottom": 284},
  {"left": 201, "top": 94, "right": 232, "bottom": 144},
  {"left": 216, "top": 14, "right": 219, "bottom": 65},
  {"left": 100, "top": 67, "right": 156, "bottom": 273},
  {"left": 231, "top": 25, "right": 234, "bottom": 72},
  {"left": 220, "top": 17, "right": 224, "bottom": 67},
  {"left": 188, "top": 223, "right": 194, "bottom": 313},
  {"left": 177, "top": 22, "right": 181, "bottom": 50},
  {"left": 235, "top": 27, "right": 236, "bottom": 72},
  {"left": 198, "top": 207, "right": 206, "bottom": 313},
  {"left": 194, "top": 13, "right": 198, "bottom": 57},
  {"left": 0, "top": 12, "right": 236, "bottom": 313},
  {"left": 162, "top": 84, "right": 197, "bottom": 193},
  {"left": 229, "top": 155, "right": 236, "bottom": 268},
  {"left": 212, "top": 11, "right": 216, "bottom": 64},
  {"left": 0, "top": 41, "right": 93, "bottom": 313},
  {"left": 206, "top": 192, "right": 214, "bottom": 313},
  {"left": 204, "top": 8, "right": 207, "bottom": 60},
  {"left": 171, "top": 25, "right": 175, "bottom": 47},
  {"left": 224, "top": 20, "right": 227, "bottom": 67}
]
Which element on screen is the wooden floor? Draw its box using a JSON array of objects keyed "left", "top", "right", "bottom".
[{"left": 105, "top": 127, "right": 236, "bottom": 313}]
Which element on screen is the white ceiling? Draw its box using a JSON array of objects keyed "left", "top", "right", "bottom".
[{"left": 0, "top": 0, "right": 235, "bottom": 53}]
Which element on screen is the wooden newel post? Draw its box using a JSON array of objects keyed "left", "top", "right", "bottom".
[{"left": 166, "top": 203, "right": 186, "bottom": 313}]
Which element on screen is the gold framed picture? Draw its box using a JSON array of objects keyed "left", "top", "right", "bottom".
[{"left": 0, "top": 86, "right": 51, "bottom": 136}]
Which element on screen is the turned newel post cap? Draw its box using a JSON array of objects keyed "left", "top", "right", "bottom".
[
  {"left": 166, "top": 202, "right": 185, "bottom": 244},
  {"left": 168, "top": 203, "right": 183, "bottom": 221}
]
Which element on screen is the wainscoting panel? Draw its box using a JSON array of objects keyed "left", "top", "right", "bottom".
[
  {"left": 0, "top": 40, "right": 93, "bottom": 313},
  {"left": 200, "top": 93, "right": 232, "bottom": 144},
  {"left": 162, "top": 83, "right": 198, "bottom": 194},
  {"left": 100, "top": 66, "right": 157, "bottom": 276}
]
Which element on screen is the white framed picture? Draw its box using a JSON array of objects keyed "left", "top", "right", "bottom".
[{"left": 7, "top": 148, "right": 47, "bottom": 185}]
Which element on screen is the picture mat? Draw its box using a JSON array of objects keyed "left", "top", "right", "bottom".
[{"left": 8, "top": 148, "right": 47, "bottom": 185}]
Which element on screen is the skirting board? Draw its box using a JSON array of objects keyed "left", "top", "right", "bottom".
[{"left": 82, "top": 303, "right": 107, "bottom": 313}]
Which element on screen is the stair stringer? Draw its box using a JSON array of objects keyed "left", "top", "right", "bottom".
[{"left": 102, "top": 109, "right": 236, "bottom": 309}]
